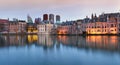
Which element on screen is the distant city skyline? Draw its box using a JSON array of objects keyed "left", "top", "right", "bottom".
[{"left": 0, "top": 0, "right": 120, "bottom": 21}]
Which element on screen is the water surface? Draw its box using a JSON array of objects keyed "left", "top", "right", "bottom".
[{"left": 0, "top": 35, "right": 120, "bottom": 65}]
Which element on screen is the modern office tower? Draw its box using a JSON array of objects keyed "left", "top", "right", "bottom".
[
  {"left": 43, "top": 14, "right": 49, "bottom": 23},
  {"left": 49, "top": 14, "right": 54, "bottom": 24},
  {"left": 43, "top": 14, "right": 48, "bottom": 21},
  {"left": 35, "top": 18, "right": 41, "bottom": 24},
  {"left": 56, "top": 15, "right": 61, "bottom": 24},
  {"left": 27, "top": 15, "right": 33, "bottom": 23}
]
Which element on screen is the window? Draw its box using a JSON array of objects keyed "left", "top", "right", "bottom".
[
  {"left": 97, "top": 30, "right": 100, "bottom": 32},
  {"left": 107, "top": 24, "right": 109, "bottom": 27},
  {"left": 105, "top": 26, "right": 106, "bottom": 28},
  {"left": 105, "top": 30, "right": 106, "bottom": 32},
  {"left": 102, "top": 26, "right": 104, "bottom": 28},
  {"left": 111, "top": 24, "right": 114, "bottom": 27},
  {"left": 111, "top": 30, "right": 114, "bottom": 31},
  {"left": 89, "top": 30, "right": 91, "bottom": 32},
  {"left": 115, "top": 24, "right": 117, "bottom": 27},
  {"left": 102, "top": 30, "right": 104, "bottom": 32},
  {"left": 97, "top": 26, "right": 101, "bottom": 28}
]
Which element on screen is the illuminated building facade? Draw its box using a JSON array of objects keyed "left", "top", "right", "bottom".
[
  {"left": 57, "top": 25, "right": 71, "bottom": 35},
  {"left": 56, "top": 21, "right": 82, "bottom": 35},
  {"left": 86, "top": 22, "right": 119, "bottom": 34},
  {"left": 37, "top": 23, "right": 54, "bottom": 34},
  {"left": 57, "top": 12, "right": 120, "bottom": 35},
  {"left": 85, "top": 13, "right": 120, "bottom": 34},
  {"left": 27, "top": 15, "right": 38, "bottom": 34},
  {"left": 57, "top": 21, "right": 72, "bottom": 35},
  {"left": 26, "top": 23, "right": 38, "bottom": 34}
]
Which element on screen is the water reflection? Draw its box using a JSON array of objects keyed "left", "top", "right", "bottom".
[
  {"left": 27, "top": 35, "right": 38, "bottom": 43},
  {"left": 37, "top": 35, "right": 54, "bottom": 47},
  {"left": 57, "top": 35, "right": 120, "bottom": 52},
  {"left": 86, "top": 36, "right": 120, "bottom": 51},
  {"left": 0, "top": 35, "right": 120, "bottom": 52},
  {"left": 0, "top": 35, "right": 27, "bottom": 46}
]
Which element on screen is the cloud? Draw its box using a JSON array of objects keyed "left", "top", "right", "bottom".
[
  {"left": 0, "top": 0, "right": 119, "bottom": 21},
  {"left": 0, "top": 0, "right": 119, "bottom": 12},
  {"left": 0, "top": 0, "right": 119, "bottom": 10}
]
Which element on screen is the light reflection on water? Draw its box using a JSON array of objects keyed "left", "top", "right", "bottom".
[{"left": 0, "top": 35, "right": 120, "bottom": 65}]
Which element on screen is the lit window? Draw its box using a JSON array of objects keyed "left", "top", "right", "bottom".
[
  {"left": 105, "top": 26, "right": 106, "bottom": 28},
  {"left": 105, "top": 30, "right": 106, "bottom": 32},
  {"left": 115, "top": 24, "right": 117, "bottom": 27},
  {"left": 111, "top": 30, "right": 114, "bottom": 31},
  {"left": 107, "top": 24, "right": 109, "bottom": 27},
  {"left": 97, "top": 30, "right": 100, "bottom": 32},
  {"left": 111, "top": 24, "right": 114, "bottom": 27},
  {"left": 102, "top": 30, "right": 104, "bottom": 32}
]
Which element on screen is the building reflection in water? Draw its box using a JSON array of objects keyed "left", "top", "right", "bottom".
[
  {"left": 86, "top": 36, "right": 120, "bottom": 51},
  {"left": 57, "top": 35, "right": 120, "bottom": 51},
  {"left": 0, "top": 35, "right": 27, "bottom": 46},
  {"left": 27, "top": 35, "right": 38, "bottom": 43},
  {"left": 37, "top": 35, "right": 54, "bottom": 47},
  {"left": 0, "top": 35, "right": 120, "bottom": 52}
]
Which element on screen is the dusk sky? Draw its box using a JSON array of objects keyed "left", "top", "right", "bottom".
[{"left": 0, "top": 0, "right": 120, "bottom": 22}]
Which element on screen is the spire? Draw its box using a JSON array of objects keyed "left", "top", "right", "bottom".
[
  {"left": 95, "top": 13, "right": 97, "bottom": 18},
  {"left": 91, "top": 13, "right": 94, "bottom": 19}
]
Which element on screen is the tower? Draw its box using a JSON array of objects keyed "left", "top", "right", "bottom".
[
  {"left": 27, "top": 15, "right": 33, "bottom": 23},
  {"left": 43, "top": 14, "right": 48, "bottom": 23},
  {"left": 49, "top": 14, "right": 54, "bottom": 24},
  {"left": 91, "top": 13, "right": 94, "bottom": 19},
  {"left": 35, "top": 18, "right": 41, "bottom": 24},
  {"left": 56, "top": 15, "right": 60, "bottom": 24}
]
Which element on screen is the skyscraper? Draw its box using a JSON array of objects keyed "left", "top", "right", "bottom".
[
  {"left": 49, "top": 14, "right": 54, "bottom": 24},
  {"left": 35, "top": 18, "right": 41, "bottom": 24},
  {"left": 27, "top": 15, "right": 33, "bottom": 23},
  {"left": 56, "top": 15, "right": 60, "bottom": 24},
  {"left": 43, "top": 14, "right": 48, "bottom": 23}
]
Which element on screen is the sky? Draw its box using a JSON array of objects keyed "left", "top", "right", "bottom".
[{"left": 0, "top": 0, "right": 120, "bottom": 22}]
